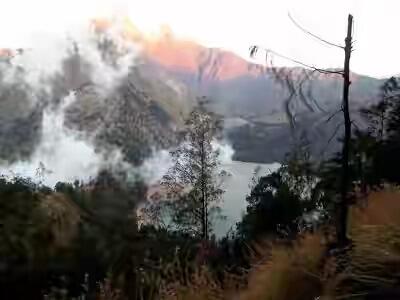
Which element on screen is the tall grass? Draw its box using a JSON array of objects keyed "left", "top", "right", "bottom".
[
  {"left": 329, "top": 189, "right": 400, "bottom": 299},
  {"left": 239, "top": 234, "right": 325, "bottom": 300},
  {"left": 159, "top": 188, "right": 400, "bottom": 300}
]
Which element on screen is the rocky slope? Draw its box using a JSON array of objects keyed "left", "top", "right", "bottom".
[{"left": 0, "top": 34, "right": 196, "bottom": 167}]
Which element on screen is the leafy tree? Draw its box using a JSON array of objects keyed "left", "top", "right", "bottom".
[
  {"left": 353, "top": 77, "right": 400, "bottom": 185},
  {"left": 160, "top": 104, "right": 227, "bottom": 240},
  {"left": 360, "top": 101, "right": 390, "bottom": 142},
  {"left": 237, "top": 145, "right": 324, "bottom": 241},
  {"left": 381, "top": 77, "right": 400, "bottom": 138},
  {"left": 238, "top": 171, "right": 301, "bottom": 241}
]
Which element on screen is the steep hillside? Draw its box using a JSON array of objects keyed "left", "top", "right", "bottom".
[
  {"left": 0, "top": 35, "right": 196, "bottom": 167},
  {"left": 116, "top": 22, "right": 381, "bottom": 116},
  {"left": 127, "top": 26, "right": 383, "bottom": 162},
  {"left": 0, "top": 20, "right": 385, "bottom": 166}
]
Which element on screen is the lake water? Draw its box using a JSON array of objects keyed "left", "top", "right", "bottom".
[{"left": 214, "top": 160, "right": 280, "bottom": 238}]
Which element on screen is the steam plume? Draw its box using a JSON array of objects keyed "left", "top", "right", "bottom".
[{"left": 0, "top": 19, "right": 139, "bottom": 186}]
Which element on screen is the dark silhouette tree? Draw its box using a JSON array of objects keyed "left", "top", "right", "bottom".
[
  {"left": 355, "top": 77, "right": 400, "bottom": 185},
  {"left": 237, "top": 139, "right": 325, "bottom": 241}
]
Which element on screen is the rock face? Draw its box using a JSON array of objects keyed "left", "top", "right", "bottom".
[
  {"left": 65, "top": 77, "right": 180, "bottom": 165},
  {"left": 61, "top": 52, "right": 198, "bottom": 166}
]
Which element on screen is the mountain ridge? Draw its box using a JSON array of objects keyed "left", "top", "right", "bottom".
[{"left": 0, "top": 20, "right": 386, "bottom": 165}]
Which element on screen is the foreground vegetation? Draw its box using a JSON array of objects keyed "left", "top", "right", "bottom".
[{"left": 3, "top": 77, "right": 400, "bottom": 299}]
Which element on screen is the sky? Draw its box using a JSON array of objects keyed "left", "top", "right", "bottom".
[{"left": 0, "top": 0, "right": 398, "bottom": 78}]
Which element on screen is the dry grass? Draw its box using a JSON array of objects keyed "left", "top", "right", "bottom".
[
  {"left": 236, "top": 188, "right": 400, "bottom": 300},
  {"left": 160, "top": 265, "right": 226, "bottom": 300},
  {"left": 328, "top": 188, "right": 400, "bottom": 299},
  {"left": 238, "top": 234, "right": 325, "bottom": 300},
  {"left": 351, "top": 187, "right": 400, "bottom": 227},
  {"left": 92, "top": 188, "right": 400, "bottom": 300},
  {"left": 40, "top": 193, "right": 82, "bottom": 247},
  {"left": 167, "top": 188, "right": 400, "bottom": 300},
  {"left": 142, "top": 235, "right": 327, "bottom": 300}
]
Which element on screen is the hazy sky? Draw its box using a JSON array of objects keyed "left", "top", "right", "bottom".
[{"left": 0, "top": 0, "right": 398, "bottom": 78}]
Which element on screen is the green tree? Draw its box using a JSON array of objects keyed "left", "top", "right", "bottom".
[
  {"left": 353, "top": 77, "right": 400, "bottom": 185},
  {"left": 237, "top": 143, "right": 324, "bottom": 241},
  {"left": 161, "top": 104, "right": 227, "bottom": 240}
]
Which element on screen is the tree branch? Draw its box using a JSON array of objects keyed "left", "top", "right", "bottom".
[
  {"left": 351, "top": 120, "right": 361, "bottom": 132},
  {"left": 320, "top": 122, "right": 344, "bottom": 156},
  {"left": 288, "top": 13, "right": 344, "bottom": 49},
  {"left": 325, "top": 108, "right": 343, "bottom": 123},
  {"left": 250, "top": 46, "right": 344, "bottom": 76}
]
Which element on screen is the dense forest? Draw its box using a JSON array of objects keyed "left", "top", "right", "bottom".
[{"left": 2, "top": 74, "right": 400, "bottom": 299}]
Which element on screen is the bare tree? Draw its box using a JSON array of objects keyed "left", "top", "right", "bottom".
[{"left": 250, "top": 13, "right": 354, "bottom": 246}]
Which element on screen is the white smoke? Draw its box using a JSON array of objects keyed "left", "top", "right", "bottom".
[
  {"left": 0, "top": 19, "right": 141, "bottom": 187},
  {"left": 1, "top": 92, "right": 131, "bottom": 187},
  {"left": 139, "top": 149, "right": 173, "bottom": 185},
  {"left": 6, "top": 35, "right": 71, "bottom": 95},
  {"left": 7, "top": 18, "right": 138, "bottom": 94},
  {"left": 211, "top": 139, "right": 234, "bottom": 165},
  {"left": 66, "top": 21, "right": 138, "bottom": 93},
  {"left": 137, "top": 139, "right": 235, "bottom": 186},
  {"left": 0, "top": 12, "right": 236, "bottom": 188}
]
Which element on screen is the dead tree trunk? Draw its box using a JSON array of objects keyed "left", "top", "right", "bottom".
[{"left": 337, "top": 14, "right": 353, "bottom": 245}]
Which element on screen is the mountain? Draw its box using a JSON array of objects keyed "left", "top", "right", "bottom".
[
  {"left": 122, "top": 24, "right": 384, "bottom": 163},
  {"left": 0, "top": 20, "right": 386, "bottom": 167}
]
